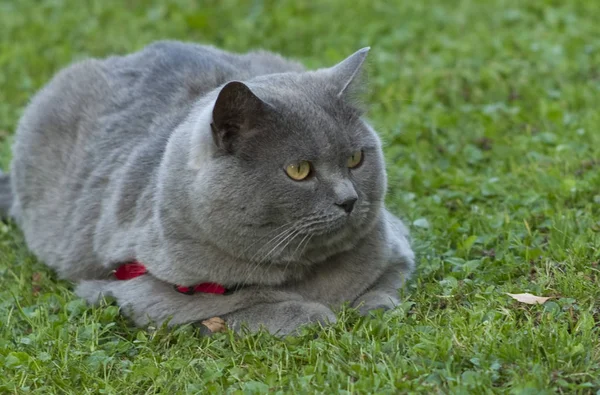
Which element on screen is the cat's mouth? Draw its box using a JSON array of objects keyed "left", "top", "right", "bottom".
[
  {"left": 297, "top": 207, "right": 367, "bottom": 237},
  {"left": 307, "top": 216, "right": 348, "bottom": 236}
]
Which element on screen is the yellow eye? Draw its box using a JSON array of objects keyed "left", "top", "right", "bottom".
[
  {"left": 347, "top": 150, "right": 363, "bottom": 168},
  {"left": 285, "top": 161, "right": 311, "bottom": 181}
]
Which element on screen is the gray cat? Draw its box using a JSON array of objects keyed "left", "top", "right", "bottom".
[{"left": 0, "top": 41, "right": 415, "bottom": 336}]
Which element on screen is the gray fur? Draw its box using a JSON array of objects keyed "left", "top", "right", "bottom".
[
  {"left": 0, "top": 171, "right": 11, "bottom": 219},
  {"left": 8, "top": 41, "right": 415, "bottom": 336}
]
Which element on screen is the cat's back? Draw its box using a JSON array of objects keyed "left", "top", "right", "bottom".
[
  {"left": 125, "top": 41, "right": 305, "bottom": 85},
  {"left": 103, "top": 41, "right": 304, "bottom": 106},
  {"left": 109, "top": 41, "right": 294, "bottom": 93}
]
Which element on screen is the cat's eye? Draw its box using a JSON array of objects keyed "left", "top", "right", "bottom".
[
  {"left": 285, "top": 161, "right": 312, "bottom": 181},
  {"left": 347, "top": 150, "right": 364, "bottom": 169}
]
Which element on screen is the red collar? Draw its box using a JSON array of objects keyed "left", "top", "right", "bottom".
[{"left": 114, "top": 261, "right": 227, "bottom": 295}]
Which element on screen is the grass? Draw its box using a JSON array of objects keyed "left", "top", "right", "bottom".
[{"left": 1, "top": 0, "right": 600, "bottom": 393}]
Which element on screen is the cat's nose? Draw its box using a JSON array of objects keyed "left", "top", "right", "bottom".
[{"left": 335, "top": 197, "right": 357, "bottom": 213}]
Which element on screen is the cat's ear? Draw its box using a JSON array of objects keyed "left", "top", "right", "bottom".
[
  {"left": 211, "top": 81, "right": 270, "bottom": 153},
  {"left": 326, "top": 47, "right": 370, "bottom": 99}
]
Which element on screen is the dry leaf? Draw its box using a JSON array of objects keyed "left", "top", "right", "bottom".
[
  {"left": 201, "top": 317, "right": 227, "bottom": 333},
  {"left": 32, "top": 272, "right": 43, "bottom": 296},
  {"left": 506, "top": 292, "right": 550, "bottom": 305}
]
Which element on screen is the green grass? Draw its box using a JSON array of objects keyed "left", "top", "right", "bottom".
[{"left": 1, "top": 0, "right": 600, "bottom": 393}]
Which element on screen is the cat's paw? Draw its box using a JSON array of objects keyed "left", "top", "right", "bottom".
[
  {"left": 225, "top": 300, "right": 336, "bottom": 337},
  {"left": 75, "top": 280, "right": 115, "bottom": 305},
  {"left": 265, "top": 301, "right": 337, "bottom": 336},
  {"left": 353, "top": 291, "right": 398, "bottom": 316}
]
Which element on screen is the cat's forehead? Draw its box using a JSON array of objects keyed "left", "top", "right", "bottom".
[
  {"left": 249, "top": 109, "right": 372, "bottom": 165},
  {"left": 252, "top": 72, "right": 361, "bottom": 115},
  {"left": 264, "top": 83, "right": 363, "bottom": 130},
  {"left": 240, "top": 74, "right": 375, "bottom": 160}
]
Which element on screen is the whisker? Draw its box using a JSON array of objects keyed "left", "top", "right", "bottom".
[
  {"left": 238, "top": 221, "right": 301, "bottom": 287},
  {"left": 262, "top": 226, "right": 305, "bottom": 272},
  {"left": 248, "top": 224, "right": 299, "bottom": 263},
  {"left": 258, "top": 226, "right": 302, "bottom": 263},
  {"left": 292, "top": 232, "right": 312, "bottom": 259},
  {"left": 244, "top": 226, "right": 304, "bottom": 286},
  {"left": 299, "top": 233, "right": 314, "bottom": 260},
  {"left": 234, "top": 208, "right": 357, "bottom": 288},
  {"left": 240, "top": 218, "right": 298, "bottom": 258}
]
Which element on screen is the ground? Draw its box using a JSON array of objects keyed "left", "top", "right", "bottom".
[{"left": 1, "top": 0, "right": 599, "bottom": 393}]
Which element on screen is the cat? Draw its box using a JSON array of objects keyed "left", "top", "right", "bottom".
[{"left": 1, "top": 41, "right": 415, "bottom": 336}]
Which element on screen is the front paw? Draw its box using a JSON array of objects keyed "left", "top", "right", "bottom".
[
  {"left": 353, "top": 291, "right": 398, "bottom": 316},
  {"left": 75, "top": 280, "right": 116, "bottom": 305},
  {"left": 224, "top": 301, "right": 336, "bottom": 337}
]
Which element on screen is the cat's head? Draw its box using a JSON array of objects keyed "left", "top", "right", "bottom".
[{"left": 186, "top": 49, "right": 387, "bottom": 264}]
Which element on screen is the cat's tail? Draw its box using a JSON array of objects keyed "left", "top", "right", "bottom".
[{"left": 0, "top": 170, "right": 12, "bottom": 219}]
